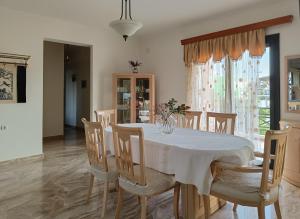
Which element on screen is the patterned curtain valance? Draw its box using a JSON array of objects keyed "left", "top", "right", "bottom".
[{"left": 184, "top": 29, "right": 266, "bottom": 66}]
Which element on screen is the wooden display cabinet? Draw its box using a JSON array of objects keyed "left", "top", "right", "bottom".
[{"left": 112, "top": 73, "right": 155, "bottom": 124}]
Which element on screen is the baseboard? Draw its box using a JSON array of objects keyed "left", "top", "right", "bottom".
[
  {"left": 0, "top": 154, "right": 44, "bottom": 165},
  {"left": 43, "top": 135, "right": 64, "bottom": 142}
]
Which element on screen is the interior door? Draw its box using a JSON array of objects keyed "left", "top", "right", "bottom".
[{"left": 65, "top": 70, "right": 77, "bottom": 126}]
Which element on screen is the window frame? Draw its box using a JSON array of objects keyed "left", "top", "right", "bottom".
[{"left": 266, "top": 34, "right": 280, "bottom": 130}]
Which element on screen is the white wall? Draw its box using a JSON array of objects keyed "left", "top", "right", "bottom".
[
  {"left": 139, "top": 0, "right": 300, "bottom": 121},
  {"left": 0, "top": 6, "right": 139, "bottom": 161},
  {"left": 43, "top": 41, "right": 64, "bottom": 137}
]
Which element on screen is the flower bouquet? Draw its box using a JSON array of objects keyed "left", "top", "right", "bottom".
[
  {"left": 129, "top": 60, "right": 142, "bottom": 73},
  {"left": 156, "top": 98, "right": 190, "bottom": 134}
]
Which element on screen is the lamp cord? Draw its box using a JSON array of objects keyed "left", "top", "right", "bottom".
[
  {"left": 120, "top": 0, "right": 133, "bottom": 20},
  {"left": 120, "top": 0, "right": 123, "bottom": 20},
  {"left": 129, "top": 0, "right": 132, "bottom": 20}
]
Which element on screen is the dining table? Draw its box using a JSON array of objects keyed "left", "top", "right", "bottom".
[{"left": 104, "top": 123, "right": 255, "bottom": 219}]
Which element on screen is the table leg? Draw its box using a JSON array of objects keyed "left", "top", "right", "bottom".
[{"left": 181, "top": 184, "right": 226, "bottom": 219}]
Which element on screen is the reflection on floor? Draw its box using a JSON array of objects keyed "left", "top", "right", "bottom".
[
  {"left": 64, "top": 125, "right": 86, "bottom": 145},
  {"left": 43, "top": 126, "right": 85, "bottom": 147},
  {"left": 0, "top": 131, "right": 300, "bottom": 219}
]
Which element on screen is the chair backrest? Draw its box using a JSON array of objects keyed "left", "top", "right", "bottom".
[
  {"left": 81, "top": 118, "right": 108, "bottom": 171},
  {"left": 260, "top": 129, "right": 289, "bottom": 194},
  {"left": 184, "top": 111, "right": 202, "bottom": 130},
  {"left": 206, "top": 112, "right": 237, "bottom": 135},
  {"left": 94, "top": 109, "right": 116, "bottom": 128},
  {"left": 111, "top": 125, "right": 146, "bottom": 186},
  {"left": 174, "top": 113, "right": 184, "bottom": 128}
]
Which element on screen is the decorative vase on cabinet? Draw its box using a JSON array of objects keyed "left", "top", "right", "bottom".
[{"left": 113, "top": 73, "right": 155, "bottom": 124}]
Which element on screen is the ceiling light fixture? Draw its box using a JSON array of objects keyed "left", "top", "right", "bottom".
[{"left": 109, "top": 0, "right": 142, "bottom": 41}]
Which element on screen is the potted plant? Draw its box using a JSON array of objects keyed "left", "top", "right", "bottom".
[{"left": 129, "top": 60, "right": 142, "bottom": 73}]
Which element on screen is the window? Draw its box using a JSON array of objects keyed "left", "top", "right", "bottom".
[{"left": 190, "top": 49, "right": 271, "bottom": 150}]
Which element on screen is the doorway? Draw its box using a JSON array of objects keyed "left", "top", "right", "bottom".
[{"left": 43, "top": 41, "right": 91, "bottom": 141}]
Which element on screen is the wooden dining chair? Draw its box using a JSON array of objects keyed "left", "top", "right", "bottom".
[
  {"left": 174, "top": 113, "right": 184, "bottom": 128},
  {"left": 203, "top": 129, "right": 289, "bottom": 219},
  {"left": 94, "top": 109, "right": 116, "bottom": 128},
  {"left": 206, "top": 112, "right": 237, "bottom": 135},
  {"left": 111, "top": 124, "right": 180, "bottom": 219},
  {"left": 175, "top": 111, "right": 202, "bottom": 130},
  {"left": 183, "top": 111, "right": 202, "bottom": 130},
  {"left": 81, "top": 118, "right": 118, "bottom": 218}
]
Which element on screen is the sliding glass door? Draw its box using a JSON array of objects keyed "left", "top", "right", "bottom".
[
  {"left": 231, "top": 49, "right": 271, "bottom": 151},
  {"left": 191, "top": 34, "right": 280, "bottom": 151}
]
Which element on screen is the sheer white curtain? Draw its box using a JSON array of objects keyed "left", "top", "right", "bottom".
[
  {"left": 187, "top": 58, "right": 226, "bottom": 113},
  {"left": 186, "top": 58, "right": 228, "bottom": 130},
  {"left": 187, "top": 50, "right": 264, "bottom": 150},
  {"left": 231, "top": 51, "right": 262, "bottom": 149}
]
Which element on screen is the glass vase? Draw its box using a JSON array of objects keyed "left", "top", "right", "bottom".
[
  {"left": 132, "top": 66, "right": 138, "bottom": 73},
  {"left": 160, "top": 115, "right": 176, "bottom": 134}
]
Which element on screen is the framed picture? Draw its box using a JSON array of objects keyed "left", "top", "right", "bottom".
[
  {"left": 0, "top": 52, "right": 29, "bottom": 104},
  {"left": 0, "top": 63, "right": 17, "bottom": 104}
]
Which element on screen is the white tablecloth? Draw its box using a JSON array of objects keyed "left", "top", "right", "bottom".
[{"left": 104, "top": 123, "right": 255, "bottom": 195}]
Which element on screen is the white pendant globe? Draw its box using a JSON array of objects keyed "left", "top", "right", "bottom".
[{"left": 110, "top": 19, "right": 143, "bottom": 41}]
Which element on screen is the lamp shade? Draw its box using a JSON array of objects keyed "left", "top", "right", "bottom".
[{"left": 109, "top": 19, "right": 143, "bottom": 41}]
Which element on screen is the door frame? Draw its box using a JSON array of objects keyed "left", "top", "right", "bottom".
[
  {"left": 266, "top": 34, "right": 280, "bottom": 167},
  {"left": 266, "top": 34, "right": 280, "bottom": 130},
  {"left": 43, "top": 38, "right": 93, "bottom": 137}
]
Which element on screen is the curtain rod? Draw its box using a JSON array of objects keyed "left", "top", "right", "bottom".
[{"left": 181, "top": 15, "right": 293, "bottom": 45}]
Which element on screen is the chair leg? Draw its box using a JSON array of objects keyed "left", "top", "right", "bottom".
[
  {"left": 101, "top": 181, "right": 109, "bottom": 218},
  {"left": 140, "top": 196, "right": 147, "bottom": 219},
  {"left": 274, "top": 200, "right": 282, "bottom": 219},
  {"left": 233, "top": 203, "right": 238, "bottom": 212},
  {"left": 86, "top": 174, "right": 94, "bottom": 202},
  {"left": 173, "top": 182, "right": 180, "bottom": 219},
  {"left": 203, "top": 195, "right": 210, "bottom": 219},
  {"left": 137, "top": 196, "right": 141, "bottom": 204},
  {"left": 115, "top": 187, "right": 123, "bottom": 219},
  {"left": 257, "top": 204, "right": 265, "bottom": 219}
]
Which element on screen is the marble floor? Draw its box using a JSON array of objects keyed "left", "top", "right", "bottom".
[{"left": 0, "top": 128, "right": 300, "bottom": 219}]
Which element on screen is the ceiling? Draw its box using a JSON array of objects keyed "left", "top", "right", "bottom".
[{"left": 0, "top": 0, "right": 278, "bottom": 35}]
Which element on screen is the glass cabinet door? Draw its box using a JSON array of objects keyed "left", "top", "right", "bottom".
[
  {"left": 116, "top": 78, "right": 131, "bottom": 123},
  {"left": 135, "top": 78, "right": 151, "bottom": 123}
]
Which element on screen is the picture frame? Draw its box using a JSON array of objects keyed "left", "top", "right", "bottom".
[
  {"left": 0, "top": 64, "right": 17, "bottom": 103},
  {"left": 0, "top": 52, "right": 30, "bottom": 104}
]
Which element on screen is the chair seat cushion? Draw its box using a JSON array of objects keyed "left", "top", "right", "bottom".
[
  {"left": 119, "top": 165, "right": 176, "bottom": 196},
  {"left": 211, "top": 170, "right": 279, "bottom": 205},
  {"left": 90, "top": 156, "right": 118, "bottom": 181}
]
